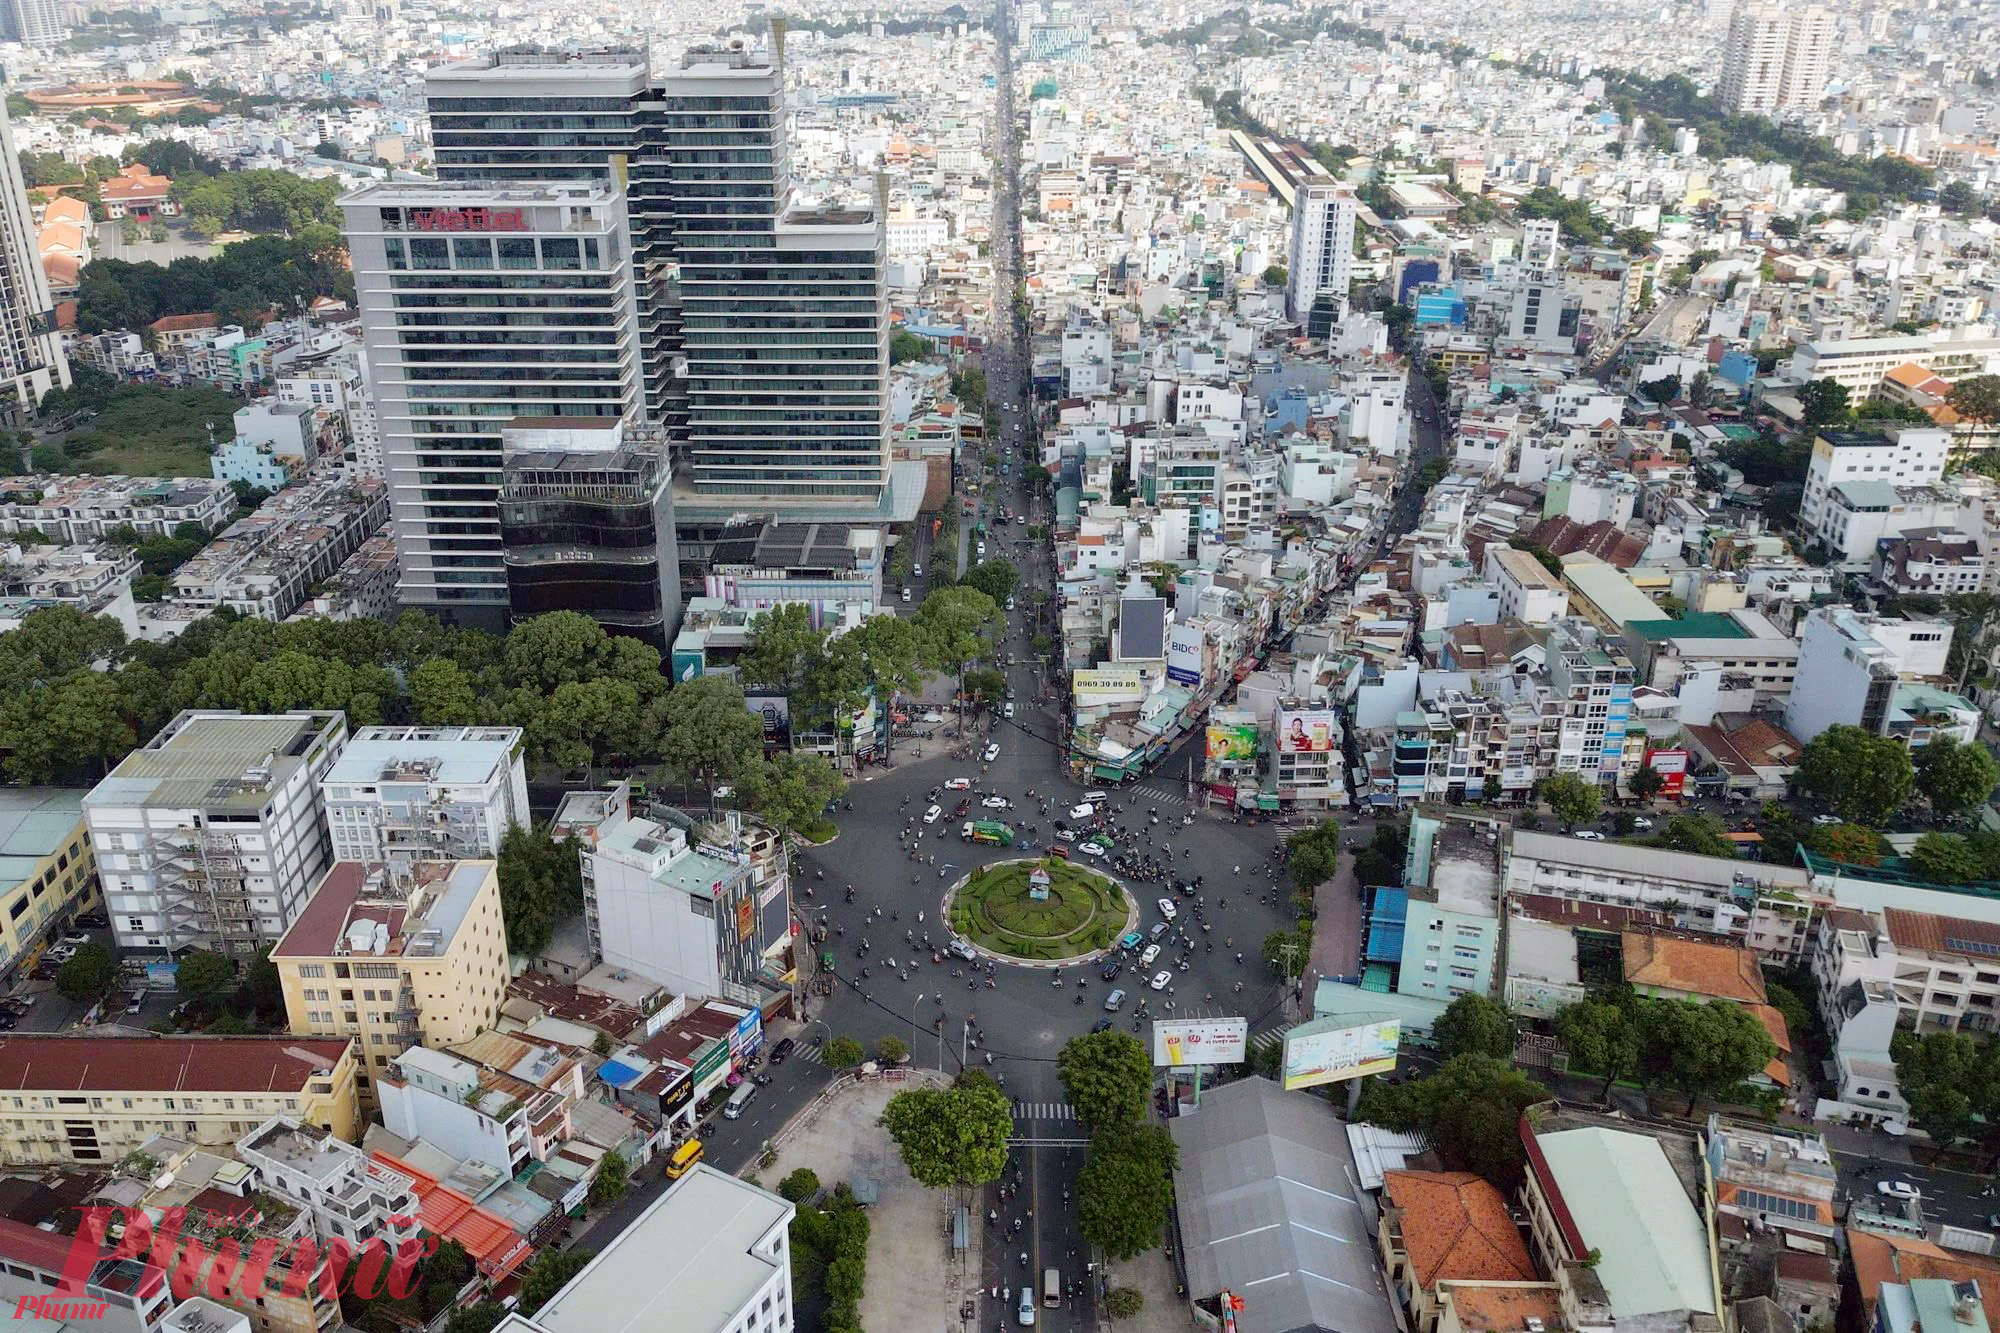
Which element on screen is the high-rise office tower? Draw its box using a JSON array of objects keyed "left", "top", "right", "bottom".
[
  {"left": 1719, "top": 5, "right": 1835, "bottom": 116},
  {"left": 341, "top": 180, "right": 642, "bottom": 625},
  {"left": 0, "top": 0, "right": 65, "bottom": 47},
  {"left": 427, "top": 42, "right": 893, "bottom": 522},
  {"left": 1286, "top": 182, "right": 1356, "bottom": 339},
  {"left": 0, "top": 106, "right": 68, "bottom": 419}
]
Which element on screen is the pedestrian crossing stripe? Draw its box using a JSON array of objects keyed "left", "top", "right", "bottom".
[
  {"left": 1134, "top": 786, "right": 1190, "bottom": 809},
  {"left": 1010, "top": 1101, "right": 1076, "bottom": 1122},
  {"left": 1251, "top": 1027, "right": 1289, "bottom": 1052},
  {"left": 792, "top": 1044, "right": 824, "bottom": 1065}
]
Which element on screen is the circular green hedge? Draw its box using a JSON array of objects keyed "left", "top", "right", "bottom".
[{"left": 947, "top": 859, "right": 1133, "bottom": 962}]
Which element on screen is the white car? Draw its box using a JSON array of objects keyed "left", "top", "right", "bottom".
[
  {"left": 922, "top": 711, "right": 945, "bottom": 724},
  {"left": 1573, "top": 830, "right": 1605, "bottom": 841},
  {"left": 1078, "top": 842, "right": 1106, "bottom": 859},
  {"left": 983, "top": 743, "right": 1000, "bottom": 762},
  {"left": 1631, "top": 816, "right": 1654, "bottom": 830},
  {"left": 923, "top": 805, "right": 942, "bottom": 824},
  {"left": 944, "top": 777, "right": 973, "bottom": 791},
  {"left": 982, "top": 796, "right": 1011, "bottom": 810},
  {"left": 1003, "top": 702, "right": 1015, "bottom": 719},
  {"left": 1140, "top": 944, "right": 1161, "bottom": 966},
  {"left": 1069, "top": 803, "right": 1097, "bottom": 820},
  {"left": 1812, "top": 814, "right": 1844, "bottom": 827},
  {"left": 1876, "top": 1180, "right": 1922, "bottom": 1201},
  {"left": 1157, "top": 898, "right": 1178, "bottom": 920},
  {"left": 1149, "top": 970, "right": 1173, "bottom": 991}
]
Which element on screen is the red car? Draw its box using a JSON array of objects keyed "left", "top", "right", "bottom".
[{"left": 1049, "top": 844, "right": 1071, "bottom": 860}]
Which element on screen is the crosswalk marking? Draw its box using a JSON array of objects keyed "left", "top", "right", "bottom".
[
  {"left": 1250, "top": 1027, "right": 1289, "bottom": 1052},
  {"left": 1011, "top": 1100, "right": 1076, "bottom": 1122},
  {"left": 1134, "top": 785, "right": 1190, "bottom": 809},
  {"left": 792, "top": 1044, "right": 824, "bottom": 1066}
]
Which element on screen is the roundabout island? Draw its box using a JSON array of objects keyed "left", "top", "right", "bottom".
[{"left": 944, "top": 857, "right": 1138, "bottom": 965}]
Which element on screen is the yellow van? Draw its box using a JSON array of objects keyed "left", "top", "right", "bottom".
[{"left": 665, "top": 1138, "right": 704, "bottom": 1180}]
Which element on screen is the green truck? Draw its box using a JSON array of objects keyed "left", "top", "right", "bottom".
[{"left": 962, "top": 820, "right": 1016, "bottom": 846}]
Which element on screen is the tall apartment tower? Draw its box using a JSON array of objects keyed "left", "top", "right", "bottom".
[
  {"left": 0, "top": 106, "right": 67, "bottom": 419},
  {"left": 427, "top": 43, "right": 892, "bottom": 522},
  {"left": 0, "top": 0, "right": 65, "bottom": 47},
  {"left": 1286, "top": 183, "right": 1357, "bottom": 339},
  {"left": 1719, "top": 5, "right": 1835, "bottom": 116},
  {"left": 341, "top": 180, "right": 642, "bottom": 625}
]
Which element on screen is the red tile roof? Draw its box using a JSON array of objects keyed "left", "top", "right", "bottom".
[
  {"left": 0, "top": 1035, "right": 351, "bottom": 1094},
  {"left": 1883, "top": 907, "right": 2000, "bottom": 958},
  {"left": 1384, "top": 1171, "right": 1539, "bottom": 1290},
  {"left": 372, "top": 1150, "right": 533, "bottom": 1280}
]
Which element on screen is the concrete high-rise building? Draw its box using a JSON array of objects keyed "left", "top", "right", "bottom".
[
  {"left": 0, "top": 0, "right": 64, "bottom": 48},
  {"left": 1286, "top": 183, "right": 1356, "bottom": 338},
  {"left": 1719, "top": 5, "right": 1835, "bottom": 115},
  {"left": 320, "top": 725, "right": 530, "bottom": 862},
  {"left": 427, "top": 43, "right": 897, "bottom": 524},
  {"left": 1521, "top": 219, "right": 1561, "bottom": 272},
  {"left": 0, "top": 106, "right": 67, "bottom": 419},
  {"left": 340, "top": 180, "right": 642, "bottom": 625}
]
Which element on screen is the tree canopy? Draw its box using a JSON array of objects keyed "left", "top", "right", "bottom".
[
  {"left": 879, "top": 1072, "right": 1013, "bottom": 1188},
  {"left": 1057, "top": 1030, "right": 1153, "bottom": 1131},
  {"left": 1356, "top": 1054, "right": 1552, "bottom": 1188},
  {"left": 1540, "top": 771, "right": 1601, "bottom": 828},
  {"left": 1892, "top": 1029, "right": 2000, "bottom": 1149},
  {"left": 1432, "top": 994, "right": 1515, "bottom": 1061},
  {"left": 1914, "top": 736, "right": 2000, "bottom": 819},
  {"left": 1795, "top": 725, "right": 1914, "bottom": 825},
  {"left": 76, "top": 230, "right": 353, "bottom": 333},
  {"left": 496, "top": 824, "right": 583, "bottom": 957},
  {"left": 1285, "top": 819, "right": 1342, "bottom": 891},
  {"left": 1076, "top": 1122, "right": 1178, "bottom": 1260}
]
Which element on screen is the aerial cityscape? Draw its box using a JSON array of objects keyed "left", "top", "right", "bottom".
[{"left": 0, "top": 0, "right": 1994, "bottom": 1329}]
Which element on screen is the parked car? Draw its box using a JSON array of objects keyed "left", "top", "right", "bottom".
[
  {"left": 1573, "top": 830, "right": 1605, "bottom": 841},
  {"left": 1631, "top": 816, "right": 1654, "bottom": 830},
  {"left": 1812, "top": 814, "right": 1844, "bottom": 827},
  {"left": 74, "top": 913, "right": 108, "bottom": 930},
  {"left": 922, "top": 711, "right": 946, "bottom": 724}
]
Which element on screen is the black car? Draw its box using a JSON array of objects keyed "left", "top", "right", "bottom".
[
  {"left": 1089, "top": 1018, "right": 1113, "bottom": 1033},
  {"left": 1099, "top": 960, "right": 1122, "bottom": 982},
  {"left": 768, "top": 1037, "right": 796, "bottom": 1065},
  {"left": 74, "top": 913, "right": 108, "bottom": 930}
]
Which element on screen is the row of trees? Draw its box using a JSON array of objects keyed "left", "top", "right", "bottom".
[
  {"left": 1058, "top": 1031, "right": 1180, "bottom": 1261},
  {"left": 1794, "top": 726, "right": 1999, "bottom": 826},
  {"left": 75, "top": 229, "right": 355, "bottom": 333}
]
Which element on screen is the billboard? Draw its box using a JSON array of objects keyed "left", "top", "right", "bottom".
[
  {"left": 1643, "top": 747, "right": 1689, "bottom": 797},
  {"left": 1281, "top": 1017, "right": 1400, "bottom": 1090},
  {"left": 1277, "top": 709, "right": 1339, "bottom": 755},
  {"left": 1152, "top": 1017, "right": 1248, "bottom": 1067},
  {"left": 1073, "top": 668, "right": 1145, "bottom": 704},
  {"left": 1205, "top": 724, "right": 1259, "bottom": 762},
  {"left": 744, "top": 694, "right": 792, "bottom": 747},
  {"left": 1167, "top": 623, "right": 1204, "bottom": 687}
]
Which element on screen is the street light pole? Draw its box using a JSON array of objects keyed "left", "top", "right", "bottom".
[{"left": 911, "top": 992, "right": 927, "bottom": 1056}]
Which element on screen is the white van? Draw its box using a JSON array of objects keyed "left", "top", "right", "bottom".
[{"left": 722, "top": 1083, "right": 756, "bottom": 1120}]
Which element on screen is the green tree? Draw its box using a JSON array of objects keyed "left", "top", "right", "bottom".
[
  {"left": 875, "top": 1035, "right": 908, "bottom": 1064},
  {"left": 1262, "top": 929, "right": 1307, "bottom": 978},
  {"left": 961, "top": 559, "right": 1019, "bottom": 604},
  {"left": 1432, "top": 994, "right": 1515, "bottom": 1060},
  {"left": 879, "top": 1072, "right": 1013, "bottom": 1188},
  {"left": 495, "top": 823, "right": 583, "bottom": 956},
  {"left": 236, "top": 945, "right": 283, "bottom": 1022},
  {"left": 1798, "top": 378, "right": 1852, "bottom": 429},
  {"left": 914, "top": 586, "right": 1000, "bottom": 709},
  {"left": 890, "top": 330, "right": 932, "bottom": 365},
  {"left": 1803, "top": 821, "right": 1888, "bottom": 865},
  {"left": 1795, "top": 724, "right": 1914, "bottom": 825},
  {"left": 822, "top": 1036, "right": 865, "bottom": 1069},
  {"left": 738, "top": 751, "right": 848, "bottom": 839},
  {"left": 778, "top": 1167, "right": 822, "bottom": 1202},
  {"left": 1638, "top": 374, "right": 1681, "bottom": 405},
  {"left": 1285, "top": 819, "right": 1342, "bottom": 890},
  {"left": 1642, "top": 998, "right": 1777, "bottom": 1114},
  {"left": 1355, "top": 1054, "right": 1551, "bottom": 1187},
  {"left": 588, "top": 1149, "right": 629, "bottom": 1206},
  {"left": 407, "top": 658, "right": 481, "bottom": 726},
  {"left": 1555, "top": 998, "right": 1642, "bottom": 1097},
  {"left": 1261, "top": 263, "right": 1287, "bottom": 288},
  {"left": 1540, "top": 771, "right": 1601, "bottom": 829},
  {"left": 518, "top": 1249, "right": 595, "bottom": 1317},
  {"left": 1057, "top": 1030, "right": 1153, "bottom": 1130},
  {"left": 654, "top": 676, "right": 766, "bottom": 808},
  {"left": 1947, "top": 375, "right": 2000, "bottom": 454},
  {"left": 1630, "top": 764, "right": 1665, "bottom": 802},
  {"left": 447, "top": 1306, "right": 505, "bottom": 1333},
  {"left": 738, "top": 603, "right": 825, "bottom": 697},
  {"left": 1892, "top": 1029, "right": 2000, "bottom": 1148},
  {"left": 1103, "top": 1288, "right": 1144, "bottom": 1320},
  {"left": 175, "top": 950, "right": 235, "bottom": 1004},
  {"left": 1653, "top": 812, "right": 1737, "bottom": 858},
  {"left": 1352, "top": 821, "right": 1410, "bottom": 887},
  {"left": 57, "top": 943, "right": 117, "bottom": 1003},
  {"left": 1914, "top": 736, "right": 2000, "bottom": 818},
  {"left": 1076, "top": 1122, "right": 1178, "bottom": 1260},
  {"left": 1911, "top": 832, "right": 1986, "bottom": 883}
]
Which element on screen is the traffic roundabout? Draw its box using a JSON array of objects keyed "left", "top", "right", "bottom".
[{"left": 944, "top": 857, "right": 1137, "bottom": 965}]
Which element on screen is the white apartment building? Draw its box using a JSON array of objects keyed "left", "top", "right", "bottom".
[
  {"left": 1719, "top": 5, "right": 1835, "bottom": 115},
  {"left": 1786, "top": 335, "right": 1939, "bottom": 397},
  {"left": 321, "top": 725, "right": 529, "bottom": 862},
  {"left": 0, "top": 474, "right": 234, "bottom": 543},
  {"left": 1783, "top": 606, "right": 1951, "bottom": 744},
  {"left": 0, "top": 104, "right": 68, "bottom": 417},
  {"left": 1504, "top": 829, "right": 1818, "bottom": 961},
  {"left": 1813, "top": 906, "right": 2000, "bottom": 1038},
  {"left": 342, "top": 180, "right": 642, "bottom": 628},
  {"left": 86, "top": 710, "right": 347, "bottom": 956},
  {"left": 579, "top": 807, "right": 768, "bottom": 1000},
  {"left": 1286, "top": 183, "right": 1356, "bottom": 332},
  {"left": 1798, "top": 425, "right": 1949, "bottom": 539},
  {"left": 494, "top": 1164, "right": 793, "bottom": 1333},
  {"left": 236, "top": 1116, "right": 422, "bottom": 1251},
  {"left": 378, "top": 1040, "right": 589, "bottom": 1178},
  {"left": 0, "top": 540, "right": 139, "bottom": 635},
  {"left": 1484, "top": 546, "right": 1570, "bottom": 625}
]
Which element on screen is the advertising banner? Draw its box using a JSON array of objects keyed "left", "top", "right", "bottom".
[
  {"left": 1205, "top": 724, "right": 1259, "bottom": 762},
  {"left": 1167, "top": 623, "right": 1205, "bottom": 687},
  {"left": 1280, "top": 1017, "right": 1400, "bottom": 1090},
  {"left": 1643, "top": 747, "right": 1689, "bottom": 797},
  {"left": 1151, "top": 1017, "right": 1248, "bottom": 1067},
  {"left": 744, "top": 694, "right": 792, "bottom": 746},
  {"left": 1277, "top": 709, "right": 1338, "bottom": 755}
]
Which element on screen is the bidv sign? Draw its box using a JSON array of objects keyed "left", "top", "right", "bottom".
[{"left": 407, "top": 207, "right": 528, "bottom": 232}]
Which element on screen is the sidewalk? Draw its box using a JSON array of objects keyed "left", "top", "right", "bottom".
[{"left": 1102, "top": 1243, "right": 1191, "bottom": 1328}]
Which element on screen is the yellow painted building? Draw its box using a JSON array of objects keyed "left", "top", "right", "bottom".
[
  {"left": 273, "top": 859, "right": 509, "bottom": 1107},
  {"left": 0, "top": 1034, "right": 359, "bottom": 1164},
  {"left": 0, "top": 789, "right": 99, "bottom": 977}
]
